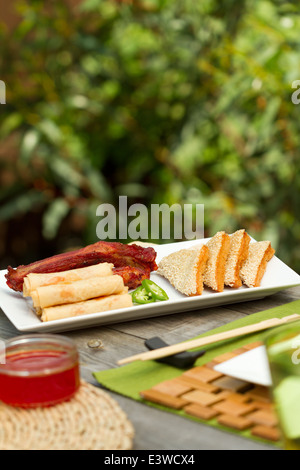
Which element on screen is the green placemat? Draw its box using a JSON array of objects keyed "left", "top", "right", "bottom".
[{"left": 93, "top": 300, "right": 300, "bottom": 448}]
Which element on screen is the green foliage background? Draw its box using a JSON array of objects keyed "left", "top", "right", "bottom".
[{"left": 0, "top": 0, "right": 299, "bottom": 272}]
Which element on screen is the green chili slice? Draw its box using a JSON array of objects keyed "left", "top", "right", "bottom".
[
  {"left": 142, "top": 280, "right": 169, "bottom": 301},
  {"left": 131, "top": 286, "right": 155, "bottom": 304}
]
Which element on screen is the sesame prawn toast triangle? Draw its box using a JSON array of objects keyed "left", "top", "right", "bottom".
[
  {"left": 203, "top": 231, "right": 230, "bottom": 292},
  {"left": 224, "top": 229, "right": 251, "bottom": 288},
  {"left": 157, "top": 245, "right": 209, "bottom": 296},
  {"left": 240, "top": 241, "right": 275, "bottom": 288}
]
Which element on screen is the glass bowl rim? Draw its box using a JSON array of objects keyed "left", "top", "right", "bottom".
[{"left": 0, "top": 333, "right": 79, "bottom": 377}]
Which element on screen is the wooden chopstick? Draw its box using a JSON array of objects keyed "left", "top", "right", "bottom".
[{"left": 117, "top": 314, "right": 300, "bottom": 365}]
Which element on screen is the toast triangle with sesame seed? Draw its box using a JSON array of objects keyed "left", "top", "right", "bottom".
[
  {"left": 240, "top": 241, "right": 275, "bottom": 288},
  {"left": 224, "top": 229, "right": 251, "bottom": 288},
  {"left": 157, "top": 244, "right": 209, "bottom": 296},
  {"left": 203, "top": 231, "right": 231, "bottom": 292}
]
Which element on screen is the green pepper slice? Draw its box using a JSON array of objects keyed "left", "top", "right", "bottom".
[
  {"left": 142, "top": 280, "right": 169, "bottom": 301},
  {"left": 131, "top": 286, "right": 156, "bottom": 304}
]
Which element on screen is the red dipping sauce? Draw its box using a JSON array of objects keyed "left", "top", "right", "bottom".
[{"left": 0, "top": 335, "right": 80, "bottom": 408}]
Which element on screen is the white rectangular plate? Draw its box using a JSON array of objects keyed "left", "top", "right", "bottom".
[{"left": 0, "top": 238, "right": 300, "bottom": 333}]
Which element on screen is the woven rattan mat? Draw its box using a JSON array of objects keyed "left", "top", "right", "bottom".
[{"left": 0, "top": 380, "right": 134, "bottom": 450}]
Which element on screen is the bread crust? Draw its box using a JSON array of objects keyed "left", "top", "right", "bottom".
[
  {"left": 157, "top": 245, "right": 209, "bottom": 296},
  {"left": 240, "top": 241, "right": 275, "bottom": 288},
  {"left": 203, "top": 232, "right": 231, "bottom": 292},
  {"left": 195, "top": 246, "right": 209, "bottom": 295},
  {"left": 225, "top": 229, "right": 251, "bottom": 288}
]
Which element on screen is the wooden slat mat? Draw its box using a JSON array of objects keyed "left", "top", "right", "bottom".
[{"left": 140, "top": 342, "right": 281, "bottom": 443}]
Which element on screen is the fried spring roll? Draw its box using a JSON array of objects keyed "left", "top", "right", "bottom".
[
  {"left": 31, "top": 275, "right": 125, "bottom": 309},
  {"left": 23, "top": 263, "right": 114, "bottom": 297},
  {"left": 40, "top": 292, "right": 132, "bottom": 322}
]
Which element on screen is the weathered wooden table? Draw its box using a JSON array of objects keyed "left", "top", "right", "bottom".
[{"left": 1, "top": 285, "right": 299, "bottom": 450}]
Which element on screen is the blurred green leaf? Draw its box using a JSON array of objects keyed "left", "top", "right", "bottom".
[
  {"left": 0, "top": 191, "right": 47, "bottom": 221},
  {"left": 20, "top": 129, "right": 40, "bottom": 162},
  {"left": 42, "top": 198, "right": 70, "bottom": 240}
]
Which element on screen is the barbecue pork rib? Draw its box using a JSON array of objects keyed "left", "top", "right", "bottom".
[
  {"left": 5, "top": 241, "right": 157, "bottom": 292},
  {"left": 113, "top": 266, "right": 152, "bottom": 290}
]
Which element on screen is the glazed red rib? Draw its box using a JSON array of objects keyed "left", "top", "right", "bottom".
[
  {"left": 5, "top": 241, "right": 157, "bottom": 292},
  {"left": 113, "top": 266, "right": 151, "bottom": 290}
]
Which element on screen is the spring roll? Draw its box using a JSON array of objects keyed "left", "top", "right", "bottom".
[
  {"left": 41, "top": 292, "right": 132, "bottom": 322},
  {"left": 30, "top": 275, "right": 125, "bottom": 309},
  {"left": 23, "top": 263, "right": 114, "bottom": 297},
  {"left": 35, "top": 306, "right": 42, "bottom": 317}
]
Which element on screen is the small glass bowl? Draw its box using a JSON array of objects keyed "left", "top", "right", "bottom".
[{"left": 0, "top": 334, "right": 80, "bottom": 408}]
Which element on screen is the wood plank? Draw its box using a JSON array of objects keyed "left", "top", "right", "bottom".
[
  {"left": 183, "top": 366, "right": 224, "bottom": 383},
  {"left": 152, "top": 379, "right": 193, "bottom": 397},
  {"left": 140, "top": 389, "right": 189, "bottom": 409},
  {"left": 181, "top": 389, "right": 224, "bottom": 407},
  {"left": 247, "top": 409, "right": 278, "bottom": 427},
  {"left": 213, "top": 400, "right": 257, "bottom": 417},
  {"left": 218, "top": 414, "right": 253, "bottom": 431},
  {"left": 184, "top": 403, "right": 220, "bottom": 421},
  {"left": 251, "top": 425, "right": 281, "bottom": 442},
  {"left": 105, "top": 306, "right": 250, "bottom": 342},
  {"left": 176, "top": 376, "right": 220, "bottom": 393}
]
